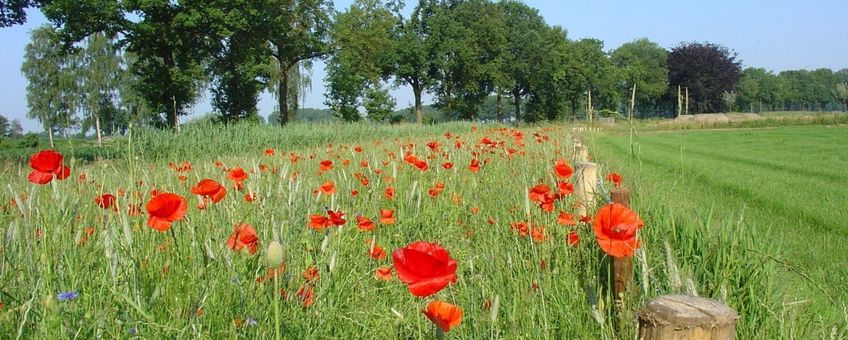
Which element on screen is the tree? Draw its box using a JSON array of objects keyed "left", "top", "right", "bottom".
[
  {"left": 267, "top": 0, "right": 333, "bottom": 125},
  {"left": 41, "top": 0, "right": 212, "bottom": 131},
  {"left": 9, "top": 119, "right": 24, "bottom": 137},
  {"left": 0, "top": 114, "right": 9, "bottom": 136},
  {"left": 497, "top": 0, "right": 548, "bottom": 123},
  {"left": 0, "top": 0, "right": 38, "bottom": 27},
  {"left": 562, "top": 38, "right": 621, "bottom": 119},
  {"left": 667, "top": 42, "right": 742, "bottom": 113},
  {"left": 363, "top": 83, "right": 397, "bottom": 122},
  {"left": 393, "top": 0, "right": 437, "bottom": 124},
  {"left": 21, "top": 25, "right": 76, "bottom": 147},
  {"left": 325, "top": 0, "right": 398, "bottom": 121},
  {"left": 835, "top": 82, "right": 848, "bottom": 112},
  {"left": 207, "top": 0, "right": 271, "bottom": 123},
  {"left": 79, "top": 32, "right": 122, "bottom": 144},
  {"left": 611, "top": 38, "right": 668, "bottom": 116},
  {"left": 428, "top": 0, "right": 506, "bottom": 119},
  {"left": 524, "top": 25, "right": 570, "bottom": 122},
  {"left": 721, "top": 91, "right": 737, "bottom": 112}
]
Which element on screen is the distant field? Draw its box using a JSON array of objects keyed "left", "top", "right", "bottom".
[{"left": 589, "top": 125, "right": 848, "bottom": 326}]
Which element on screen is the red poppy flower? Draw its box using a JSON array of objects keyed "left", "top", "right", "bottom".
[
  {"left": 567, "top": 231, "right": 580, "bottom": 247},
  {"left": 392, "top": 241, "right": 457, "bottom": 297},
  {"left": 384, "top": 186, "right": 395, "bottom": 200},
  {"left": 593, "top": 203, "right": 644, "bottom": 257},
  {"left": 146, "top": 193, "right": 188, "bottom": 232},
  {"left": 308, "top": 214, "right": 331, "bottom": 230},
  {"left": 554, "top": 159, "right": 573, "bottom": 179},
  {"left": 296, "top": 284, "right": 315, "bottom": 308},
  {"left": 227, "top": 167, "right": 249, "bottom": 184},
  {"left": 95, "top": 193, "right": 117, "bottom": 210},
  {"left": 557, "top": 211, "right": 577, "bottom": 226},
  {"left": 191, "top": 179, "right": 227, "bottom": 203},
  {"left": 316, "top": 181, "right": 336, "bottom": 195},
  {"left": 442, "top": 162, "right": 453, "bottom": 170},
  {"left": 264, "top": 148, "right": 275, "bottom": 156},
  {"left": 244, "top": 192, "right": 258, "bottom": 203},
  {"left": 319, "top": 159, "right": 333, "bottom": 172},
  {"left": 368, "top": 243, "right": 386, "bottom": 260},
  {"left": 379, "top": 209, "right": 395, "bottom": 224},
  {"left": 357, "top": 215, "right": 375, "bottom": 231},
  {"left": 327, "top": 210, "right": 346, "bottom": 226},
  {"left": 606, "top": 172, "right": 623, "bottom": 187},
  {"left": 227, "top": 223, "right": 259, "bottom": 255},
  {"left": 303, "top": 266, "right": 319, "bottom": 281},
  {"left": 375, "top": 265, "right": 393, "bottom": 281},
  {"left": 423, "top": 300, "right": 463, "bottom": 332},
  {"left": 354, "top": 146, "right": 363, "bottom": 153},
  {"left": 27, "top": 149, "right": 71, "bottom": 184},
  {"left": 556, "top": 181, "right": 574, "bottom": 195},
  {"left": 468, "top": 158, "right": 480, "bottom": 172}
]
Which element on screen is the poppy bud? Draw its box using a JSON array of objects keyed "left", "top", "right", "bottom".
[{"left": 265, "top": 241, "right": 285, "bottom": 268}]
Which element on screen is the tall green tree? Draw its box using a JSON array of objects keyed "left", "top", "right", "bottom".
[
  {"left": 524, "top": 25, "right": 570, "bottom": 122},
  {"left": 207, "top": 0, "right": 270, "bottom": 123},
  {"left": 610, "top": 38, "right": 668, "bottom": 116},
  {"left": 561, "top": 38, "right": 621, "bottom": 119},
  {"left": 21, "top": 25, "right": 77, "bottom": 147},
  {"left": 325, "top": 0, "right": 398, "bottom": 121},
  {"left": 497, "top": 0, "right": 547, "bottom": 122},
  {"left": 41, "top": 0, "right": 212, "bottom": 131},
  {"left": 393, "top": 0, "right": 437, "bottom": 124},
  {"left": 79, "top": 32, "right": 121, "bottom": 144},
  {"left": 667, "top": 42, "right": 741, "bottom": 113},
  {"left": 428, "top": 0, "right": 506, "bottom": 119},
  {"left": 267, "top": 0, "right": 333, "bottom": 125},
  {"left": 0, "top": 114, "right": 9, "bottom": 136}
]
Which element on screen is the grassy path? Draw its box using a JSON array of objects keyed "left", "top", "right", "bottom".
[{"left": 589, "top": 125, "right": 848, "bottom": 325}]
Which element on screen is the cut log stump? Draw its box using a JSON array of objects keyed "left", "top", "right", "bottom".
[{"left": 638, "top": 295, "right": 738, "bottom": 340}]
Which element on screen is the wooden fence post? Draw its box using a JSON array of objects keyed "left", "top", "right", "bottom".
[
  {"left": 574, "top": 162, "right": 598, "bottom": 217},
  {"left": 610, "top": 187, "right": 633, "bottom": 304},
  {"left": 638, "top": 295, "right": 738, "bottom": 340}
]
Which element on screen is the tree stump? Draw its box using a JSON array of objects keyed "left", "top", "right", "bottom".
[{"left": 638, "top": 295, "right": 738, "bottom": 340}]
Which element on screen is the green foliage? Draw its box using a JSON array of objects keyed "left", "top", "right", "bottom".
[
  {"left": 363, "top": 85, "right": 397, "bottom": 122},
  {"left": 325, "top": 0, "right": 398, "bottom": 122},
  {"left": 668, "top": 42, "right": 742, "bottom": 113},
  {"left": 21, "top": 25, "right": 78, "bottom": 136},
  {"left": 611, "top": 38, "right": 668, "bottom": 115}
]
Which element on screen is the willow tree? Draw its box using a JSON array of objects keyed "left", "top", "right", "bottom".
[{"left": 21, "top": 25, "right": 75, "bottom": 147}]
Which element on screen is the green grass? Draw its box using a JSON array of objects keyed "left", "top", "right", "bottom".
[
  {"left": 589, "top": 125, "right": 848, "bottom": 332},
  {"left": 0, "top": 121, "right": 843, "bottom": 338}
]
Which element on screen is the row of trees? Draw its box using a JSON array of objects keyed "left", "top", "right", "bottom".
[
  {"left": 0, "top": 114, "right": 25, "bottom": 137},
  {"left": 5, "top": 0, "right": 847, "bottom": 137}
]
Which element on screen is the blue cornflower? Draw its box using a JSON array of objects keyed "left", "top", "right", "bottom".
[
  {"left": 56, "top": 291, "right": 79, "bottom": 302},
  {"left": 245, "top": 316, "right": 258, "bottom": 326}
]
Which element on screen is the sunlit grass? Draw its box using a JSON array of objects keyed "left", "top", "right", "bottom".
[{"left": 0, "top": 121, "right": 841, "bottom": 338}]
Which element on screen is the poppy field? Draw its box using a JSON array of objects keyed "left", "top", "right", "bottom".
[{"left": 0, "top": 122, "right": 843, "bottom": 338}]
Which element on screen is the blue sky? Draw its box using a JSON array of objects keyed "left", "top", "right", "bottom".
[{"left": 1, "top": 0, "right": 846, "bottom": 131}]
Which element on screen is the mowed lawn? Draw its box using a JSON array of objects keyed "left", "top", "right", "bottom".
[{"left": 589, "top": 125, "right": 848, "bottom": 322}]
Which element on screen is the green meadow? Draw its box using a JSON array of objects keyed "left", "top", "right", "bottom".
[
  {"left": 0, "top": 121, "right": 845, "bottom": 338},
  {"left": 589, "top": 124, "right": 848, "bottom": 331}
]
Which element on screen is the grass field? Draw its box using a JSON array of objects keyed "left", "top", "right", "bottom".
[
  {"left": 589, "top": 125, "right": 848, "bottom": 331},
  {"left": 0, "top": 121, "right": 845, "bottom": 338}
]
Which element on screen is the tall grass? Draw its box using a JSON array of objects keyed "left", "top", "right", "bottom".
[{"left": 0, "top": 121, "right": 837, "bottom": 338}]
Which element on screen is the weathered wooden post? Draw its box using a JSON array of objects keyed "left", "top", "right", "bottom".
[
  {"left": 609, "top": 187, "right": 633, "bottom": 303},
  {"left": 574, "top": 162, "right": 598, "bottom": 217},
  {"left": 574, "top": 144, "right": 590, "bottom": 164},
  {"left": 638, "top": 295, "right": 738, "bottom": 340}
]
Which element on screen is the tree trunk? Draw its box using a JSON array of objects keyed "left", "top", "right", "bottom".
[
  {"left": 95, "top": 114, "right": 103, "bottom": 147},
  {"left": 512, "top": 90, "right": 521, "bottom": 123},
  {"left": 47, "top": 126, "right": 54, "bottom": 148},
  {"left": 278, "top": 61, "right": 290, "bottom": 125},
  {"left": 495, "top": 89, "right": 502, "bottom": 123},
  {"left": 414, "top": 85, "right": 423, "bottom": 124},
  {"left": 168, "top": 95, "right": 178, "bottom": 131}
]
